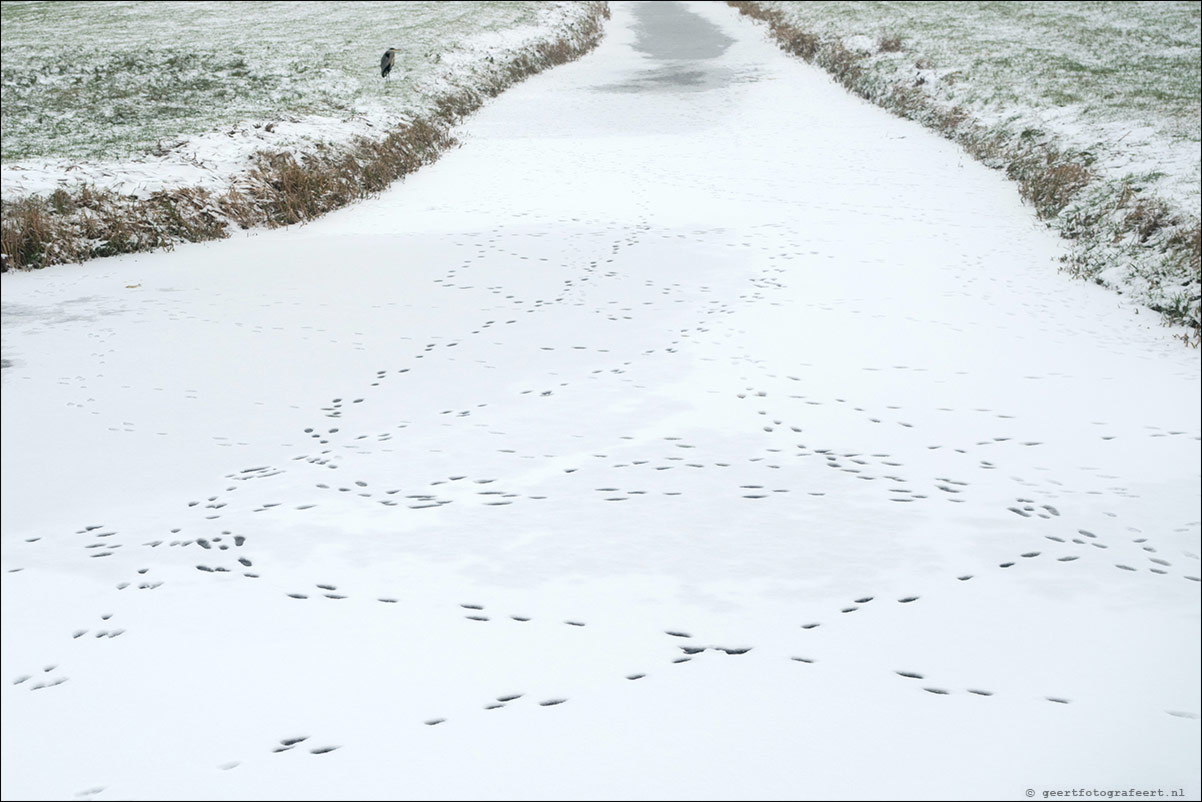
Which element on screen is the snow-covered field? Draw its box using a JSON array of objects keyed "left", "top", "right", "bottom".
[
  {"left": 2, "top": 2, "right": 1200, "bottom": 800},
  {"left": 0, "top": 1, "right": 598, "bottom": 197}
]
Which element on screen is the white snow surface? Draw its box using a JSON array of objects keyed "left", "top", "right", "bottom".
[{"left": 2, "top": 3, "right": 1200, "bottom": 800}]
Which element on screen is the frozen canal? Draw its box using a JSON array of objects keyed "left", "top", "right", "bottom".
[{"left": 2, "top": 2, "right": 1199, "bottom": 799}]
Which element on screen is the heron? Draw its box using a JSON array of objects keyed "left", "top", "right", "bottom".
[{"left": 381, "top": 48, "right": 401, "bottom": 79}]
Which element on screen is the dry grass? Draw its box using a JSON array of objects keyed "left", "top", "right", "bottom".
[
  {"left": 878, "top": 35, "right": 903, "bottom": 53},
  {"left": 1005, "top": 145, "right": 1095, "bottom": 221},
  {"left": 728, "top": 2, "right": 818, "bottom": 60},
  {"left": 1, "top": 2, "right": 610, "bottom": 272},
  {"left": 1, "top": 198, "right": 67, "bottom": 270},
  {"left": 1122, "top": 197, "right": 1180, "bottom": 244}
]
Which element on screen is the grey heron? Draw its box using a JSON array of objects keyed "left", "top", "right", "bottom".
[{"left": 381, "top": 48, "right": 400, "bottom": 79}]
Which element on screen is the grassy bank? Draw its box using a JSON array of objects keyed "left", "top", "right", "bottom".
[
  {"left": 1, "top": 1, "right": 609, "bottom": 271},
  {"left": 728, "top": 1, "right": 1200, "bottom": 342}
]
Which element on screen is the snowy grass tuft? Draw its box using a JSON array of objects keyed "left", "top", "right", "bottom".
[{"left": 728, "top": 1, "right": 1201, "bottom": 338}]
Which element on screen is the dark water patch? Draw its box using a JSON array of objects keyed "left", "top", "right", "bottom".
[
  {"left": 598, "top": 1, "right": 741, "bottom": 94},
  {"left": 630, "top": 1, "right": 733, "bottom": 61}
]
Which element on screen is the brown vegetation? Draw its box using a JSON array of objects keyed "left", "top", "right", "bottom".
[{"left": 877, "top": 35, "right": 903, "bottom": 53}]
